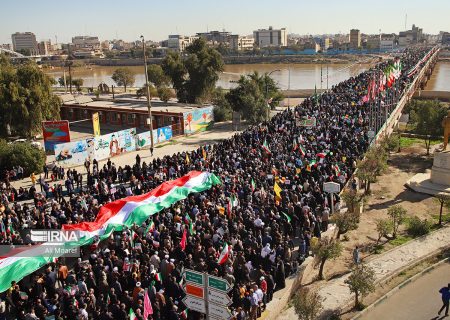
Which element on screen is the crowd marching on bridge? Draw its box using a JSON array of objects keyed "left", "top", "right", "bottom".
[{"left": 0, "top": 46, "right": 435, "bottom": 320}]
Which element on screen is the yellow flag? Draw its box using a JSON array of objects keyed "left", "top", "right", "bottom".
[
  {"left": 202, "top": 147, "right": 207, "bottom": 160},
  {"left": 274, "top": 182, "right": 282, "bottom": 198},
  {"left": 296, "top": 168, "right": 301, "bottom": 175},
  {"left": 186, "top": 153, "right": 190, "bottom": 164}
]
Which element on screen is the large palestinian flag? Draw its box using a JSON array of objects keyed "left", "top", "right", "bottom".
[{"left": 0, "top": 171, "right": 220, "bottom": 293}]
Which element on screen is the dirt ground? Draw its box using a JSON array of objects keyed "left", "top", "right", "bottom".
[{"left": 302, "top": 141, "right": 446, "bottom": 287}]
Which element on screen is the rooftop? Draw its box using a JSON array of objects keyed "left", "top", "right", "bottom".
[{"left": 60, "top": 94, "right": 211, "bottom": 114}]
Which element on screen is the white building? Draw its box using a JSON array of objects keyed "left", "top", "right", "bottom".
[
  {"left": 380, "top": 34, "right": 395, "bottom": 51},
  {"left": 72, "top": 36, "right": 101, "bottom": 50},
  {"left": 11, "top": 32, "right": 38, "bottom": 55},
  {"left": 167, "top": 35, "right": 197, "bottom": 52},
  {"left": 230, "top": 35, "right": 254, "bottom": 51},
  {"left": 253, "top": 27, "right": 287, "bottom": 48}
]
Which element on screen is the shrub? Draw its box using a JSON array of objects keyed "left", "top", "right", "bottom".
[
  {"left": 407, "top": 216, "right": 431, "bottom": 237},
  {"left": 333, "top": 210, "right": 360, "bottom": 238},
  {"left": 387, "top": 205, "right": 407, "bottom": 238},
  {"left": 376, "top": 219, "right": 392, "bottom": 244},
  {"left": 293, "top": 287, "right": 323, "bottom": 320},
  {"left": 0, "top": 140, "right": 46, "bottom": 175}
]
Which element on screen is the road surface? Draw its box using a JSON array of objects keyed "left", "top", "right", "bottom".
[{"left": 361, "top": 262, "right": 450, "bottom": 320}]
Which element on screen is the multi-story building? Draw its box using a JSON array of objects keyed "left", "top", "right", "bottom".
[
  {"left": 196, "top": 31, "right": 231, "bottom": 45},
  {"left": 167, "top": 35, "right": 197, "bottom": 52},
  {"left": 366, "top": 35, "right": 380, "bottom": 50},
  {"left": 38, "top": 40, "right": 52, "bottom": 55},
  {"left": 349, "top": 29, "right": 361, "bottom": 48},
  {"left": 253, "top": 26, "right": 287, "bottom": 48},
  {"left": 11, "top": 32, "right": 38, "bottom": 55},
  {"left": 398, "top": 24, "right": 424, "bottom": 47},
  {"left": 72, "top": 36, "right": 101, "bottom": 50},
  {"left": 230, "top": 35, "right": 254, "bottom": 51},
  {"left": 380, "top": 34, "right": 395, "bottom": 50},
  {"left": 442, "top": 32, "right": 450, "bottom": 45}
]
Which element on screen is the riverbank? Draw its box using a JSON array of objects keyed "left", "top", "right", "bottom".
[{"left": 41, "top": 53, "right": 380, "bottom": 67}]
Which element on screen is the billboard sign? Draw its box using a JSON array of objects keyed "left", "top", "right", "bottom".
[
  {"left": 183, "top": 106, "right": 214, "bottom": 135},
  {"left": 42, "top": 120, "right": 71, "bottom": 153}
]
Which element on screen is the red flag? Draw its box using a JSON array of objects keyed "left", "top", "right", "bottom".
[
  {"left": 144, "top": 289, "right": 153, "bottom": 319},
  {"left": 180, "top": 228, "right": 187, "bottom": 250}
]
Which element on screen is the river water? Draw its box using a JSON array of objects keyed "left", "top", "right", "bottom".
[
  {"left": 45, "top": 61, "right": 450, "bottom": 91},
  {"left": 45, "top": 63, "right": 371, "bottom": 90},
  {"left": 425, "top": 62, "right": 450, "bottom": 91}
]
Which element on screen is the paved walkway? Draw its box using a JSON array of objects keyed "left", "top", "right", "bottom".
[
  {"left": 361, "top": 262, "right": 450, "bottom": 320},
  {"left": 12, "top": 121, "right": 246, "bottom": 191},
  {"left": 276, "top": 225, "right": 450, "bottom": 319}
]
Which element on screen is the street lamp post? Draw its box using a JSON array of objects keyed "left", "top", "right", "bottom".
[
  {"left": 266, "top": 69, "right": 280, "bottom": 121},
  {"left": 141, "top": 35, "right": 154, "bottom": 155}
]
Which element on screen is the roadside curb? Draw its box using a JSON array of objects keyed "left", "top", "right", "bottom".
[{"left": 350, "top": 255, "right": 450, "bottom": 320}]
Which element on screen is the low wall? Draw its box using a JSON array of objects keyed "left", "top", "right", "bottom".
[{"left": 414, "top": 90, "right": 450, "bottom": 102}]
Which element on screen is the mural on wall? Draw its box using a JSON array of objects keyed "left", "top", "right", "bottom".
[
  {"left": 94, "top": 128, "right": 136, "bottom": 161},
  {"left": 183, "top": 106, "right": 214, "bottom": 135},
  {"left": 135, "top": 126, "right": 173, "bottom": 150},
  {"left": 42, "top": 121, "right": 71, "bottom": 154},
  {"left": 54, "top": 140, "right": 88, "bottom": 166}
]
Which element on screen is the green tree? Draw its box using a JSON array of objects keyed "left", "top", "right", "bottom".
[
  {"left": 311, "top": 236, "right": 343, "bottom": 280},
  {"left": 409, "top": 100, "right": 447, "bottom": 155},
  {"left": 293, "top": 287, "right": 323, "bottom": 320},
  {"left": 375, "top": 219, "right": 392, "bottom": 244},
  {"left": 435, "top": 193, "right": 450, "bottom": 226},
  {"left": 212, "top": 88, "right": 233, "bottom": 122},
  {"left": 162, "top": 38, "right": 224, "bottom": 103},
  {"left": 226, "top": 71, "right": 283, "bottom": 124},
  {"left": 111, "top": 68, "right": 135, "bottom": 92},
  {"left": 333, "top": 210, "right": 360, "bottom": 239},
  {"left": 387, "top": 205, "right": 407, "bottom": 239},
  {"left": 355, "top": 145, "right": 387, "bottom": 194},
  {"left": 71, "top": 78, "right": 84, "bottom": 91},
  {"left": 157, "top": 86, "right": 173, "bottom": 103},
  {"left": 345, "top": 264, "right": 376, "bottom": 310},
  {"left": 147, "top": 64, "right": 169, "bottom": 88},
  {"left": 0, "top": 55, "right": 61, "bottom": 137},
  {"left": 0, "top": 140, "right": 46, "bottom": 175}
]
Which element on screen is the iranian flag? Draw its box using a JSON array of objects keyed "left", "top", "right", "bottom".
[
  {"left": 217, "top": 243, "right": 230, "bottom": 265},
  {"left": 180, "top": 228, "right": 187, "bottom": 250},
  {"left": 299, "top": 145, "right": 306, "bottom": 156},
  {"left": 262, "top": 139, "right": 271, "bottom": 154},
  {"left": 251, "top": 178, "right": 256, "bottom": 191},
  {"left": 0, "top": 171, "right": 220, "bottom": 294},
  {"left": 145, "top": 221, "right": 155, "bottom": 234},
  {"left": 129, "top": 308, "right": 136, "bottom": 320},
  {"left": 292, "top": 140, "right": 298, "bottom": 151},
  {"left": 230, "top": 194, "right": 238, "bottom": 207}
]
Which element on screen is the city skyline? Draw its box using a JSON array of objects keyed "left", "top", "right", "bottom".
[{"left": 1, "top": 0, "right": 449, "bottom": 44}]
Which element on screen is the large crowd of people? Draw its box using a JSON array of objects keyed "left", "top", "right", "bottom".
[{"left": 0, "top": 46, "right": 434, "bottom": 320}]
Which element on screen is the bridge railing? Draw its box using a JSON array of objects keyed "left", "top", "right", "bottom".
[{"left": 372, "top": 47, "right": 440, "bottom": 145}]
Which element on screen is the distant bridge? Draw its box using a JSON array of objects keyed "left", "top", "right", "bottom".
[{"left": 0, "top": 47, "right": 25, "bottom": 57}]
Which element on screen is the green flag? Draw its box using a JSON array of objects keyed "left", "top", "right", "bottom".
[{"left": 282, "top": 212, "right": 292, "bottom": 223}]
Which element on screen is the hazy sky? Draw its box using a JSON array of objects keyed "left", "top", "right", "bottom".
[{"left": 1, "top": 0, "right": 449, "bottom": 44}]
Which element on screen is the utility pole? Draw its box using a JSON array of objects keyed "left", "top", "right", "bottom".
[
  {"left": 326, "top": 64, "right": 329, "bottom": 90},
  {"left": 68, "top": 62, "right": 72, "bottom": 94},
  {"left": 141, "top": 35, "right": 154, "bottom": 154}
]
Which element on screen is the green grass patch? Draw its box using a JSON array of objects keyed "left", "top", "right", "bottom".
[
  {"left": 155, "top": 140, "right": 178, "bottom": 148},
  {"left": 389, "top": 235, "right": 413, "bottom": 246},
  {"left": 431, "top": 213, "right": 450, "bottom": 224},
  {"left": 373, "top": 244, "right": 384, "bottom": 254},
  {"left": 399, "top": 137, "right": 440, "bottom": 149}
]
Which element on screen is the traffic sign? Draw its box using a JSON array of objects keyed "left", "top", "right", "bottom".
[
  {"left": 182, "top": 296, "right": 206, "bottom": 314},
  {"left": 323, "top": 181, "right": 340, "bottom": 194},
  {"left": 207, "top": 288, "right": 232, "bottom": 306},
  {"left": 208, "top": 302, "right": 233, "bottom": 320},
  {"left": 184, "top": 269, "right": 204, "bottom": 286},
  {"left": 207, "top": 275, "right": 231, "bottom": 292},
  {"left": 185, "top": 283, "right": 204, "bottom": 299}
]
